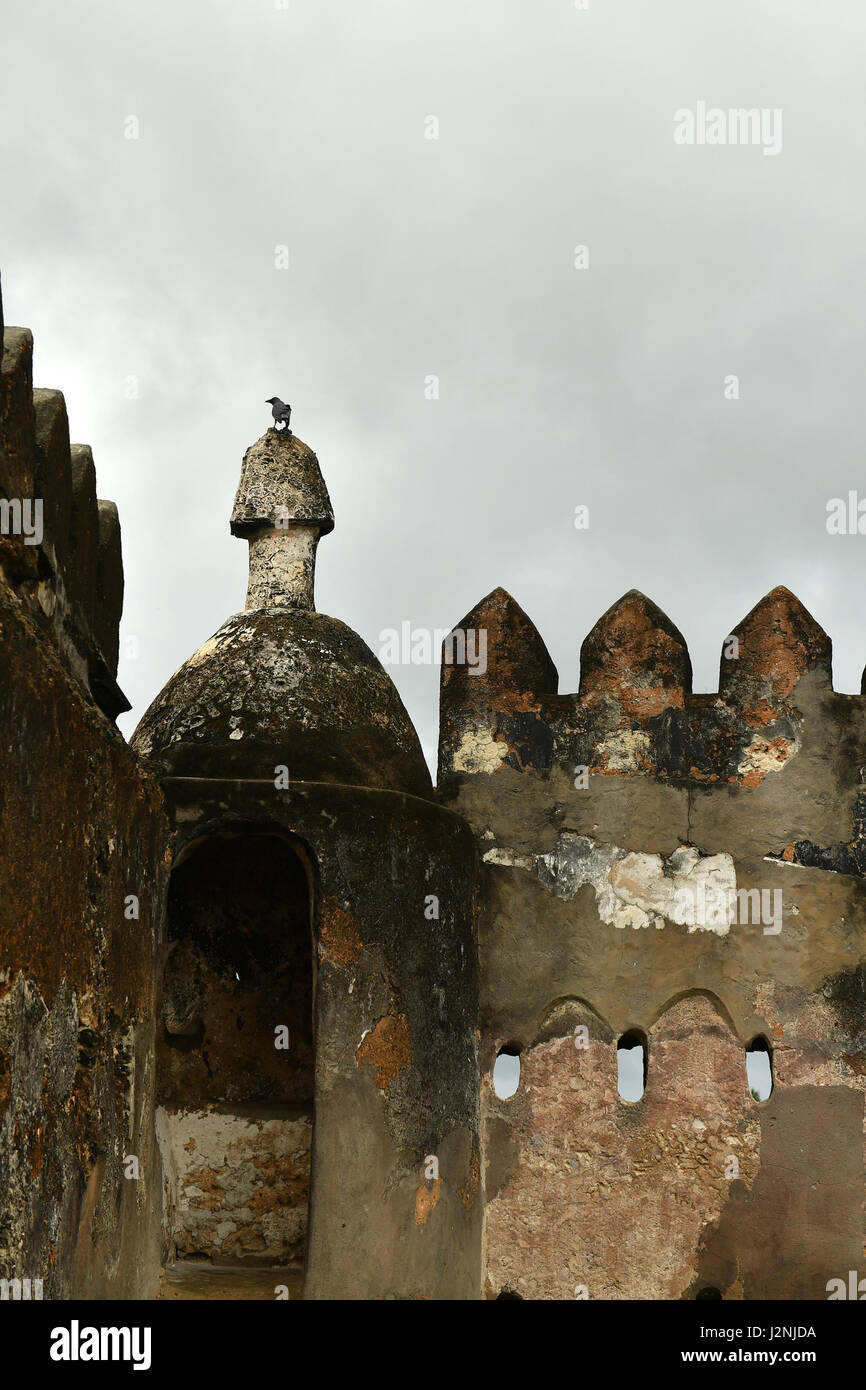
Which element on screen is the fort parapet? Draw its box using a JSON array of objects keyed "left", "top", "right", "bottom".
[
  {"left": 438, "top": 584, "right": 866, "bottom": 1298},
  {"left": 0, "top": 272, "right": 166, "bottom": 1298}
]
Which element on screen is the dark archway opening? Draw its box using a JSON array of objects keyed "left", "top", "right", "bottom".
[{"left": 157, "top": 830, "right": 315, "bottom": 1296}]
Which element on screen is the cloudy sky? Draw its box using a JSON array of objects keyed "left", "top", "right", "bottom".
[{"left": 3, "top": 0, "right": 866, "bottom": 773}]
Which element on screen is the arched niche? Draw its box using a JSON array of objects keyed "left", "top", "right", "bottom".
[{"left": 156, "top": 826, "right": 317, "bottom": 1290}]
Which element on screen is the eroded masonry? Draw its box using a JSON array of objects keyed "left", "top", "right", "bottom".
[{"left": 2, "top": 270, "right": 865, "bottom": 1299}]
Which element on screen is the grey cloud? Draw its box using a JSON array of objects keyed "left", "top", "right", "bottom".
[{"left": 2, "top": 0, "right": 865, "bottom": 771}]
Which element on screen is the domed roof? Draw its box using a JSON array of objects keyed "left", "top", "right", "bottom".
[{"left": 131, "top": 608, "right": 432, "bottom": 798}]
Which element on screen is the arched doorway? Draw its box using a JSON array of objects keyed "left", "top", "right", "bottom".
[{"left": 156, "top": 828, "right": 315, "bottom": 1299}]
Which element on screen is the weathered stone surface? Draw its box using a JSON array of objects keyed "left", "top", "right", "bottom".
[
  {"left": 95, "top": 499, "right": 123, "bottom": 675},
  {"left": 441, "top": 587, "right": 558, "bottom": 713},
  {"left": 123, "top": 418, "right": 481, "bottom": 1298},
  {"left": 719, "top": 585, "right": 832, "bottom": 710},
  {"left": 1, "top": 326, "right": 36, "bottom": 583},
  {"left": 1, "top": 301, "right": 128, "bottom": 717},
  {"left": 132, "top": 607, "right": 433, "bottom": 797},
  {"left": 437, "top": 577, "right": 866, "bottom": 1300},
  {"left": 440, "top": 589, "right": 850, "bottom": 792},
  {"left": 483, "top": 989, "right": 865, "bottom": 1299},
  {"left": 160, "top": 778, "right": 481, "bottom": 1300},
  {"left": 158, "top": 833, "right": 314, "bottom": 1107},
  {"left": 1, "top": 327, "right": 35, "bottom": 499},
  {"left": 0, "top": 574, "right": 167, "bottom": 1298},
  {"left": 439, "top": 587, "right": 557, "bottom": 783},
  {"left": 32, "top": 388, "right": 72, "bottom": 578},
  {"left": 157, "top": 1107, "right": 312, "bottom": 1266},
  {"left": 356, "top": 1013, "right": 412, "bottom": 1090},
  {"left": 579, "top": 589, "right": 692, "bottom": 720},
  {"left": 485, "top": 996, "right": 757, "bottom": 1299},
  {"left": 230, "top": 430, "right": 333, "bottom": 537},
  {"left": 67, "top": 443, "right": 99, "bottom": 638},
  {"left": 245, "top": 525, "right": 318, "bottom": 611}
]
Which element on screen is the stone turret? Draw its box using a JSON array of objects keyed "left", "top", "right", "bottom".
[
  {"left": 230, "top": 428, "right": 334, "bottom": 612},
  {"left": 130, "top": 421, "right": 479, "bottom": 1301},
  {"left": 134, "top": 427, "right": 429, "bottom": 794}
]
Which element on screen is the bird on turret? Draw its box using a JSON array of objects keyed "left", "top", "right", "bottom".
[{"left": 265, "top": 397, "right": 292, "bottom": 434}]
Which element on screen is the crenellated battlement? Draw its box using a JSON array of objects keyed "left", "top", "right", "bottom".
[
  {"left": 0, "top": 272, "right": 127, "bottom": 719},
  {"left": 441, "top": 589, "right": 866, "bottom": 1302},
  {"left": 439, "top": 583, "right": 859, "bottom": 790}
]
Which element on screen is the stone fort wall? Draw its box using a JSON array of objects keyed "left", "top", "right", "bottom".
[
  {"left": 438, "top": 585, "right": 866, "bottom": 1298},
  {"left": 0, "top": 273, "right": 167, "bottom": 1299}
]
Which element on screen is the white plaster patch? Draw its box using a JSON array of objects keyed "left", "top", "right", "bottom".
[
  {"left": 737, "top": 735, "right": 797, "bottom": 781},
  {"left": 535, "top": 834, "right": 649, "bottom": 928},
  {"left": 482, "top": 847, "right": 535, "bottom": 871},
  {"left": 487, "top": 832, "right": 738, "bottom": 934},
  {"left": 451, "top": 726, "right": 507, "bottom": 775},
  {"left": 596, "top": 728, "right": 651, "bottom": 773},
  {"left": 612, "top": 845, "right": 736, "bottom": 934}
]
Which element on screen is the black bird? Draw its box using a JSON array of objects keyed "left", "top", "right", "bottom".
[{"left": 266, "top": 396, "right": 292, "bottom": 433}]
